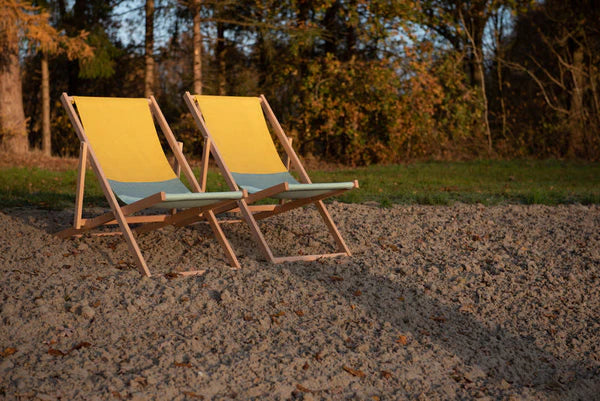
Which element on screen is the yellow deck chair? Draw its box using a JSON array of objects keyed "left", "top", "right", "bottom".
[
  {"left": 184, "top": 92, "right": 359, "bottom": 263},
  {"left": 57, "top": 93, "right": 244, "bottom": 277}
]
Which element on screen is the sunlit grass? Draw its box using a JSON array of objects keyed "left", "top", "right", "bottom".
[{"left": 1, "top": 160, "right": 599, "bottom": 209}]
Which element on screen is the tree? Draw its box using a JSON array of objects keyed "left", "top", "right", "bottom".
[
  {"left": 191, "top": 0, "right": 202, "bottom": 94},
  {"left": 497, "top": 0, "right": 600, "bottom": 158},
  {"left": 145, "top": 0, "right": 155, "bottom": 97},
  {"left": 0, "top": 0, "right": 91, "bottom": 154}
]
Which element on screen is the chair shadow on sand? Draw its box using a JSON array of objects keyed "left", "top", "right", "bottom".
[{"left": 280, "top": 255, "right": 598, "bottom": 399}]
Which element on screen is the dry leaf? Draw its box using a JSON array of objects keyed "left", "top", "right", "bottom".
[
  {"left": 294, "top": 310, "right": 304, "bottom": 317},
  {"left": 111, "top": 390, "right": 123, "bottom": 399},
  {"left": 71, "top": 342, "right": 92, "bottom": 351},
  {"left": 350, "top": 304, "right": 356, "bottom": 310},
  {"left": 431, "top": 316, "right": 447, "bottom": 323},
  {"left": 132, "top": 376, "right": 147, "bottom": 386},
  {"left": 372, "top": 397, "right": 381, "bottom": 401},
  {"left": 1, "top": 347, "right": 17, "bottom": 358},
  {"left": 48, "top": 348, "right": 66, "bottom": 357},
  {"left": 381, "top": 370, "right": 393, "bottom": 379},
  {"left": 396, "top": 335, "right": 408, "bottom": 345},
  {"left": 296, "top": 384, "right": 315, "bottom": 394},
  {"left": 329, "top": 276, "right": 344, "bottom": 282},
  {"left": 182, "top": 391, "right": 204, "bottom": 399},
  {"left": 302, "top": 362, "right": 309, "bottom": 370},
  {"left": 174, "top": 362, "right": 192, "bottom": 368},
  {"left": 164, "top": 272, "right": 180, "bottom": 280},
  {"left": 353, "top": 290, "right": 362, "bottom": 296},
  {"left": 342, "top": 365, "right": 366, "bottom": 378},
  {"left": 91, "top": 300, "right": 101, "bottom": 308},
  {"left": 243, "top": 314, "right": 253, "bottom": 321},
  {"left": 397, "top": 296, "right": 405, "bottom": 301}
]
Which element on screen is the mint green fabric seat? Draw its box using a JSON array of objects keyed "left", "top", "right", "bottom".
[
  {"left": 231, "top": 172, "right": 355, "bottom": 199},
  {"left": 109, "top": 178, "right": 243, "bottom": 209}
]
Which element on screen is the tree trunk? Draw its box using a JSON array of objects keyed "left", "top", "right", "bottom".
[
  {"left": 42, "top": 53, "right": 51, "bottom": 156},
  {"left": 216, "top": 21, "right": 226, "bottom": 95},
  {"left": 567, "top": 46, "right": 585, "bottom": 158},
  {"left": 144, "top": 0, "right": 155, "bottom": 97},
  {"left": 192, "top": 0, "right": 202, "bottom": 94},
  {"left": 0, "top": 14, "right": 28, "bottom": 154}
]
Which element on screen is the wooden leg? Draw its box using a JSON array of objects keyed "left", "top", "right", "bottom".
[
  {"left": 237, "top": 199, "right": 276, "bottom": 263},
  {"left": 117, "top": 216, "right": 151, "bottom": 277},
  {"left": 315, "top": 200, "right": 351, "bottom": 255},
  {"left": 74, "top": 142, "right": 87, "bottom": 229},
  {"left": 171, "top": 141, "right": 183, "bottom": 216},
  {"left": 204, "top": 210, "right": 240, "bottom": 268},
  {"left": 200, "top": 137, "right": 211, "bottom": 192}
]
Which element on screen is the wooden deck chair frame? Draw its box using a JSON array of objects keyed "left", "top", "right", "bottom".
[
  {"left": 184, "top": 92, "right": 359, "bottom": 264},
  {"left": 57, "top": 93, "right": 243, "bottom": 277}
]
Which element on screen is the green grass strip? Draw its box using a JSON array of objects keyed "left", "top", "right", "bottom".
[{"left": 1, "top": 160, "right": 599, "bottom": 209}]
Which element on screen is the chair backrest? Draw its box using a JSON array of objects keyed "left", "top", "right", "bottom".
[
  {"left": 74, "top": 96, "right": 176, "bottom": 184},
  {"left": 194, "top": 95, "right": 287, "bottom": 175}
]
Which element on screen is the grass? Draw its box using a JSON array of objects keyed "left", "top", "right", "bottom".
[{"left": 1, "top": 160, "right": 599, "bottom": 209}]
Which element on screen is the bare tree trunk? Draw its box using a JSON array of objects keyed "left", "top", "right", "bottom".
[
  {"left": 0, "top": 14, "right": 28, "bottom": 154},
  {"left": 41, "top": 53, "right": 51, "bottom": 156},
  {"left": 192, "top": 0, "right": 202, "bottom": 94},
  {"left": 567, "top": 46, "right": 585, "bottom": 158},
  {"left": 477, "top": 52, "right": 493, "bottom": 154},
  {"left": 460, "top": 10, "right": 492, "bottom": 154},
  {"left": 144, "top": 0, "right": 155, "bottom": 98},
  {"left": 216, "top": 21, "right": 226, "bottom": 95}
]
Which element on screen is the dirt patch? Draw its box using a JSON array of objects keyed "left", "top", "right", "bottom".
[{"left": 0, "top": 203, "right": 598, "bottom": 400}]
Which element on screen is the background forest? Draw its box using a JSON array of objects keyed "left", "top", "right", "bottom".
[{"left": 1, "top": 0, "right": 599, "bottom": 165}]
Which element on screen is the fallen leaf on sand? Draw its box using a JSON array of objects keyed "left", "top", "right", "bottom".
[
  {"left": 132, "top": 376, "right": 147, "bottom": 386},
  {"left": 296, "top": 384, "right": 316, "bottom": 393},
  {"left": 111, "top": 390, "right": 123, "bottom": 399},
  {"left": 164, "top": 272, "right": 180, "bottom": 280},
  {"left": 174, "top": 362, "right": 192, "bottom": 368},
  {"left": 183, "top": 391, "right": 204, "bottom": 399},
  {"left": 271, "top": 311, "right": 285, "bottom": 323},
  {"left": 294, "top": 310, "right": 304, "bottom": 316},
  {"left": 431, "top": 316, "right": 447, "bottom": 323},
  {"left": 343, "top": 365, "right": 366, "bottom": 378},
  {"left": 329, "top": 276, "right": 344, "bottom": 282},
  {"left": 353, "top": 290, "right": 362, "bottom": 296},
  {"left": 381, "top": 370, "right": 393, "bottom": 379},
  {"left": 71, "top": 342, "right": 92, "bottom": 351},
  {"left": 1, "top": 347, "right": 17, "bottom": 358},
  {"left": 302, "top": 362, "right": 309, "bottom": 370},
  {"left": 243, "top": 314, "right": 253, "bottom": 321},
  {"left": 396, "top": 335, "right": 408, "bottom": 345},
  {"left": 48, "top": 348, "right": 66, "bottom": 357}
]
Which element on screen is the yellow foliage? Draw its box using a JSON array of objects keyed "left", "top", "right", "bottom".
[{"left": 0, "top": 0, "right": 92, "bottom": 59}]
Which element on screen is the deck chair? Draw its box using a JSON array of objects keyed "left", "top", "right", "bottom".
[
  {"left": 184, "top": 92, "right": 359, "bottom": 263},
  {"left": 57, "top": 93, "right": 245, "bottom": 277}
]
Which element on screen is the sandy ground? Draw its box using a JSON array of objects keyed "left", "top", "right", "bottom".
[{"left": 0, "top": 203, "right": 599, "bottom": 400}]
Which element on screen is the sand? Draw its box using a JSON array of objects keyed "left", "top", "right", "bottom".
[{"left": 0, "top": 203, "right": 599, "bottom": 400}]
